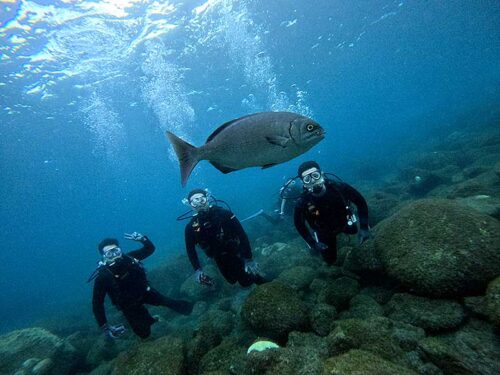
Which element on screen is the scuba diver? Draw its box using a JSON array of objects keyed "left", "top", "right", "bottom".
[
  {"left": 182, "top": 189, "right": 267, "bottom": 287},
  {"left": 243, "top": 178, "right": 302, "bottom": 226},
  {"left": 91, "top": 232, "right": 193, "bottom": 340},
  {"left": 293, "top": 161, "right": 370, "bottom": 265},
  {"left": 276, "top": 177, "right": 303, "bottom": 219}
]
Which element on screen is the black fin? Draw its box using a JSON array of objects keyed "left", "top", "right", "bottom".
[
  {"left": 166, "top": 131, "right": 200, "bottom": 187},
  {"left": 205, "top": 113, "right": 256, "bottom": 143},
  {"left": 261, "top": 163, "right": 277, "bottom": 169},
  {"left": 265, "top": 135, "right": 290, "bottom": 147},
  {"left": 209, "top": 161, "right": 238, "bottom": 174}
]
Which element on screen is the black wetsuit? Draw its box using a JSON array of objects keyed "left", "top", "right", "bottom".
[
  {"left": 185, "top": 206, "right": 265, "bottom": 287},
  {"left": 92, "top": 237, "right": 192, "bottom": 339},
  {"left": 294, "top": 180, "right": 369, "bottom": 265}
]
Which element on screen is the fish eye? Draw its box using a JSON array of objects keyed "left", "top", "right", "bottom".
[{"left": 306, "top": 124, "right": 315, "bottom": 132}]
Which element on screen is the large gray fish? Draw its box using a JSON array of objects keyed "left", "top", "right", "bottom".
[{"left": 166, "top": 111, "right": 325, "bottom": 186}]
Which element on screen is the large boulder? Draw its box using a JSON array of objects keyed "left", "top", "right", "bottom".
[
  {"left": 340, "top": 241, "right": 383, "bottom": 273},
  {"left": 277, "top": 266, "right": 317, "bottom": 291},
  {"left": 0, "top": 327, "right": 79, "bottom": 375},
  {"left": 385, "top": 293, "right": 465, "bottom": 332},
  {"left": 241, "top": 282, "right": 308, "bottom": 340},
  {"left": 246, "top": 346, "right": 322, "bottom": 375},
  {"left": 322, "top": 349, "right": 419, "bottom": 375},
  {"left": 457, "top": 195, "right": 500, "bottom": 220},
  {"left": 310, "top": 303, "right": 337, "bottom": 337},
  {"left": 338, "top": 294, "right": 384, "bottom": 320},
  {"left": 258, "top": 242, "right": 316, "bottom": 279},
  {"left": 445, "top": 171, "right": 500, "bottom": 199},
  {"left": 485, "top": 276, "right": 500, "bottom": 326},
  {"left": 419, "top": 319, "right": 500, "bottom": 375},
  {"left": 326, "top": 317, "right": 427, "bottom": 371},
  {"left": 375, "top": 199, "right": 500, "bottom": 297},
  {"left": 317, "top": 277, "right": 360, "bottom": 310},
  {"left": 112, "top": 336, "right": 185, "bottom": 375},
  {"left": 198, "top": 339, "right": 246, "bottom": 374}
]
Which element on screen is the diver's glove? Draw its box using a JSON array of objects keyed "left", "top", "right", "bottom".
[
  {"left": 310, "top": 241, "right": 328, "bottom": 255},
  {"left": 124, "top": 232, "right": 146, "bottom": 242},
  {"left": 358, "top": 227, "right": 371, "bottom": 245},
  {"left": 102, "top": 323, "right": 125, "bottom": 340},
  {"left": 244, "top": 259, "right": 259, "bottom": 275},
  {"left": 195, "top": 269, "right": 213, "bottom": 286}
]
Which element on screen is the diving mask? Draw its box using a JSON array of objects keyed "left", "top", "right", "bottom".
[
  {"left": 189, "top": 193, "right": 209, "bottom": 210},
  {"left": 301, "top": 167, "right": 325, "bottom": 193},
  {"left": 301, "top": 170, "right": 322, "bottom": 185},
  {"left": 102, "top": 245, "right": 122, "bottom": 263}
]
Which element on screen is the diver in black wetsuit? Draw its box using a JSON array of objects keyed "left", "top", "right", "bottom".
[
  {"left": 91, "top": 232, "right": 192, "bottom": 339},
  {"left": 294, "top": 161, "right": 370, "bottom": 265},
  {"left": 183, "top": 189, "right": 266, "bottom": 287}
]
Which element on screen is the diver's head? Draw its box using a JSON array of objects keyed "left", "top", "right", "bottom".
[
  {"left": 187, "top": 188, "right": 210, "bottom": 212},
  {"left": 298, "top": 161, "right": 326, "bottom": 195},
  {"left": 98, "top": 238, "right": 122, "bottom": 264}
]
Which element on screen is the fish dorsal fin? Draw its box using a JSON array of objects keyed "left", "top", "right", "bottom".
[{"left": 205, "top": 113, "right": 255, "bottom": 143}]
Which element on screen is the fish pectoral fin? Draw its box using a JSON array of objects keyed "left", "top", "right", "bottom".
[
  {"left": 209, "top": 161, "right": 238, "bottom": 174},
  {"left": 265, "top": 135, "right": 290, "bottom": 148},
  {"left": 261, "top": 163, "right": 277, "bottom": 169}
]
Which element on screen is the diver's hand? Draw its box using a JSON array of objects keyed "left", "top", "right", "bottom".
[
  {"left": 358, "top": 228, "right": 371, "bottom": 245},
  {"left": 102, "top": 323, "right": 125, "bottom": 340},
  {"left": 124, "top": 232, "right": 146, "bottom": 242},
  {"left": 310, "top": 242, "right": 328, "bottom": 255},
  {"left": 195, "top": 269, "right": 213, "bottom": 286},
  {"left": 244, "top": 259, "right": 259, "bottom": 275}
]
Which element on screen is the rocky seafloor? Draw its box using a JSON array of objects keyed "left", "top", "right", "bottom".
[{"left": 2, "top": 122, "right": 500, "bottom": 375}]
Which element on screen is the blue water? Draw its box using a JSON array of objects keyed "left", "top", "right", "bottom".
[{"left": 0, "top": 0, "right": 498, "bottom": 333}]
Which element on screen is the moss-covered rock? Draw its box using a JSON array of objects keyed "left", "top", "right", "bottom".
[
  {"left": 89, "top": 362, "right": 114, "bottom": 375},
  {"left": 326, "top": 317, "right": 426, "bottom": 369},
  {"left": 403, "top": 168, "right": 447, "bottom": 197},
  {"left": 463, "top": 295, "right": 489, "bottom": 319},
  {"left": 198, "top": 339, "right": 246, "bottom": 374},
  {"left": 186, "top": 322, "right": 224, "bottom": 374},
  {"left": 310, "top": 303, "right": 337, "bottom": 337},
  {"left": 277, "top": 266, "right": 316, "bottom": 291},
  {"left": 358, "top": 286, "right": 395, "bottom": 305},
  {"left": 446, "top": 171, "right": 500, "bottom": 199},
  {"left": 0, "top": 327, "right": 78, "bottom": 375},
  {"left": 86, "top": 337, "right": 124, "bottom": 369},
  {"left": 338, "top": 294, "right": 384, "bottom": 320},
  {"left": 341, "top": 240, "right": 383, "bottom": 273},
  {"left": 419, "top": 319, "right": 500, "bottom": 375},
  {"left": 286, "top": 331, "right": 329, "bottom": 358},
  {"left": 241, "top": 282, "right": 308, "bottom": 340},
  {"left": 258, "top": 242, "right": 314, "bottom": 279},
  {"left": 375, "top": 199, "right": 500, "bottom": 297},
  {"left": 457, "top": 195, "right": 500, "bottom": 220},
  {"left": 322, "top": 349, "right": 419, "bottom": 375},
  {"left": 385, "top": 293, "right": 465, "bottom": 332},
  {"left": 246, "top": 346, "right": 322, "bottom": 375},
  {"left": 317, "top": 277, "right": 360, "bottom": 310},
  {"left": 112, "top": 336, "right": 184, "bottom": 375},
  {"left": 367, "top": 192, "right": 402, "bottom": 226},
  {"left": 147, "top": 254, "right": 193, "bottom": 298},
  {"left": 485, "top": 276, "right": 500, "bottom": 326}
]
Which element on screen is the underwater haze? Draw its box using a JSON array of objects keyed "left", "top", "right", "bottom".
[{"left": 0, "top": 0, "right": 499, "bottom": 334}]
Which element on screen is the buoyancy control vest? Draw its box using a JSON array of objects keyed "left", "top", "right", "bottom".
[{"left": 101, "top": 255, "right": 149, "bottom": 309}]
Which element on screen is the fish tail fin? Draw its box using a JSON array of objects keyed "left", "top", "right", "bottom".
[{"left": 166, "top": 131, "right": 201, "bottom": 187}]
